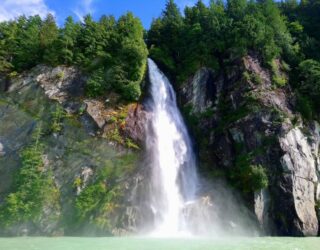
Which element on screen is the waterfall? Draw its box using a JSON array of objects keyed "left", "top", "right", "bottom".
[{"left": 146, "top": 59, "right": 198, "bottom": 236}]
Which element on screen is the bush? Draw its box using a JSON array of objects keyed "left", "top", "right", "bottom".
[
  {"left": 296, "top": 92, "right": 313, "bottom": 120},
  {"left": 298, "top": 59, "right": 320, "bottom": 110},
  {"left": 0, "top": 124, "right": 60, "bottom": 227},
  {"left": 56, "top": 71, "right": 64, "bottom": 80},
  {"left": 121, "top": 82, "right": 141, "bottom": 101},
  {"left": 85, "top": 68, "right": 108, "bottom": 98},
  {"left": 272, "top": 75, "right": 287, "bottom": 87},
  {"left": 231, "top": 154, "right": 268, "bottom": 193},
  {"left": 51, "top": 104, "right": 65, "bottom": 133},
  {"left": 0, "top": 144, "right": 58, "bottom": 226},
  {"left": 75, "top": 183, "right": 106, "bottom": 220}
]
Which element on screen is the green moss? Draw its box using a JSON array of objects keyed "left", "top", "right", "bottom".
[
  {"left": 75, "top": 183, "right": 106, "bottom": 220},
  {"left": 243, "top": 71, "right": 251, "bottom": 82},
  {"left": 272, "top": 75, "right": 287, "bottom": 87},
  {"left": 51, "top": 104, "right": 65, "bottom": 133},
  {"left": 56, "top": 71, "right": 64, "bottom": 80},
  {"left": 106, "top": 128, "right": 123, "bottom": 144},
  {"left": 269, "top": 59, "right": 287, "bottom": 87},
  {"left": 8, "top": 71, "right": 18, "bottom": 79},
  {"left": 73, "top": 177, "right": 82, "bottom": 188},
  {"left": 252, "top": 73, "right": 262, "bottom": 85},
  {"left": 125, "top": 138, "right": 140, "bottom": 150}
]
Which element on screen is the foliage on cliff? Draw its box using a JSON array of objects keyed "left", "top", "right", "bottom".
[
  {"left": 147, "top": 0, "right": 320, "bottom": 119},
  {"left": 147, "top": 0, "right": 296, "bottom": 83},
  {"left": 0, "top": 13, "right": 148, "bottom": 101},
  {"left": 0, "top": 124, "right": 60, "bottom": 228}
]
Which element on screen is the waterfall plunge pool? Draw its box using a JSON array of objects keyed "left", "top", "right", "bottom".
[{"left": 0, "top": 237, "right": 318, "bottom": 250}]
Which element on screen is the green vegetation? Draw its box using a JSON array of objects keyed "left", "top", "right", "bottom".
[
  {"left": 51, "top": 104, "right": 65, "bottom": 133},
  {"left": 74, "top": 153, "right": 138, "bottom": 232},
  {"left": 85, "top": 68, "right": 108, "bottom": 98},
  {"left": 0, "top": 123, "right": 60, "bottom": 227},
  {"left": 0, "top": 13, "right": 147, "bottom": 101},
  {"left": 146, "top": 0, "right": 320, "bottom": 119},
  {"left": 231, "top": 153, "right": 268, "bottom": 193},
  {"left": 148, "top": 0, "right": 295, "bottom": 84},
  {"left": 297, "top": 59, "right": 320, "bottom": 115}
]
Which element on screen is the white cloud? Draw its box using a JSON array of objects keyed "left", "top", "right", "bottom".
[
  {"left": 0, "top": 0, "right": 54, "bottom": 21},
  {"left": 74, "top": 0, "right": 95, "bottom": 22}
]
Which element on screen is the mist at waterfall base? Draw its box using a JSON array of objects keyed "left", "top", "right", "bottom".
[{"left": 140, "top": 59, "right": 258, "bottom": 237}]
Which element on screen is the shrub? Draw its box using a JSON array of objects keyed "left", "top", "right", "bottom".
[
  {"left": 85, "top": 68, "right": 108, "bottom": 98},
  {"left": 272, "top": 75, "right": 287, "bottom": 87},
  {"left": 252, "top": 73, "right": 262, "bottom": 85},
  {"left": 298, "top": 59, "right": 320, "bottom": 110},
  {"left": 51, "top": 104, "right": 65, "bottom": 133},
  {"left": 296, "top": 92, "right": 313, "bottom": 120},
  {"left": 56, "top": 71, "right": 64, "bottom": 80},
  {"left": 121, "top": 82, "right": 141, "bottom": 101},
  {"left": 231, "top": 154, "right": 268, "bottom": 193},
  {"left": 0, "top": 144, "right": 58, "bottom": 226},
  {"left": 0, "top": 123, "right": 60, "bottom": 227}
]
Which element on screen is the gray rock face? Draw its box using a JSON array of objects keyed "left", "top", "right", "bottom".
[
  {"left": 36, "top": 67, "right": 84, "bottom": 103},
  {"left": 0, "top": 65, "right": 144, "bottom": 236},
  {"left": 254, "top": 189, "right": 271, "bottom": 232},
  {"left": 75, "top": 167, "right": 94, "bottom": 195},
  {"left": 124, "top": 104, "right": 150, "bottom": 144},
  {"left": 0, "top": 99, "right": 35, "bottom": 194},
  {"left": 182, "top": 68, "right": 215, "bottom": 113},
  {"left": 0, "top": 142, "right": 5, "bottom": 157},
  {"left": 178, "top": 53, "right": 320, "bottom": 236},
  {"left": 279, "top": 124, "right": 319, "bottom": 236}
]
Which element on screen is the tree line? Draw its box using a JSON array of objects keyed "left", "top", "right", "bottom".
[
  {"left": 0, "top": 13, "right": 148, "bottom": 101},
  {"left": 147, "top": 0, "right": 320, "bottom": 118},
  {"left": 0, "top": 0, "right": 320, "bottom": 114}
]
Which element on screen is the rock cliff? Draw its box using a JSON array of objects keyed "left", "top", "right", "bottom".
[
  {"left": 1, "top": 54, "right": 319, "bottom": 237},
  {"left": 179, "top": 53, "right": 320, "bottom": 236},
  {"left": 0, "top": 65, "right": 147, "bottom": 236}
]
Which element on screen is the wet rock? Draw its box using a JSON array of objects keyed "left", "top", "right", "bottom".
[
  {"left": 36, "top": 66, "right": 85, "bottom": 103},
  {"left": 278, "top": 125, "right": 319, "bottom": 236},
  {"left": 254, "top": 189, "right": 271, "bottom": 233},
  {"left": 181, "top": 68, "right": 215, "bottom": 113},
  {"left": 124, "top": 104, "right": 150, "bottom": 144},
  {"left": 84, "top": 100, "right": 108, "bottom": 128},
  {"left": 75, "top": 167, "right": 94, "bottom": 195},
  {"left": 0, "top": 142, "right": 5, "bottom": 157}
]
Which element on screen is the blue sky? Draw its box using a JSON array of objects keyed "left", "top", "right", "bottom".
[{"left": 0, "top": 0, "right": 210, "bottom": 28}]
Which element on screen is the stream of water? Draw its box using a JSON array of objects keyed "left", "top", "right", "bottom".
[{"left": 146, "top": 59, "right": 198, "bottom": 236}]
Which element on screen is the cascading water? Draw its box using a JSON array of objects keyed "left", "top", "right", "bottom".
[{"left": 146, "top": 59, "right": 198, "bottom": 236}]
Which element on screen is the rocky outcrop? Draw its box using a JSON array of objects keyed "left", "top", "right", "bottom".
[
  {"left": 124, "top": 104, "right": 150, "bottom": 144},
  {"left": 278, "top": 123, "right": 320, "bottom": 235},
  {"left": 0, "top": 65, "right": 146, "bottom": 236},
  {"left": 179, "top": 53, "right": 320, "bottom": 236}
]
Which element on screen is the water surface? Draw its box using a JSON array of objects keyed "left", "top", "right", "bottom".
[{"left": 0, "top": 237, "right": 318, "bottom": 250}]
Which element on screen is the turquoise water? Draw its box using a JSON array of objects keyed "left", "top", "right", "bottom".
[{"left": 0, "top": 237, "right": 319, "bottom": 250}]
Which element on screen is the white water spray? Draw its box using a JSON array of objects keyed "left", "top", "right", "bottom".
[{"left": 146, "top": 59, "right": 198, "bottom": 236}]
